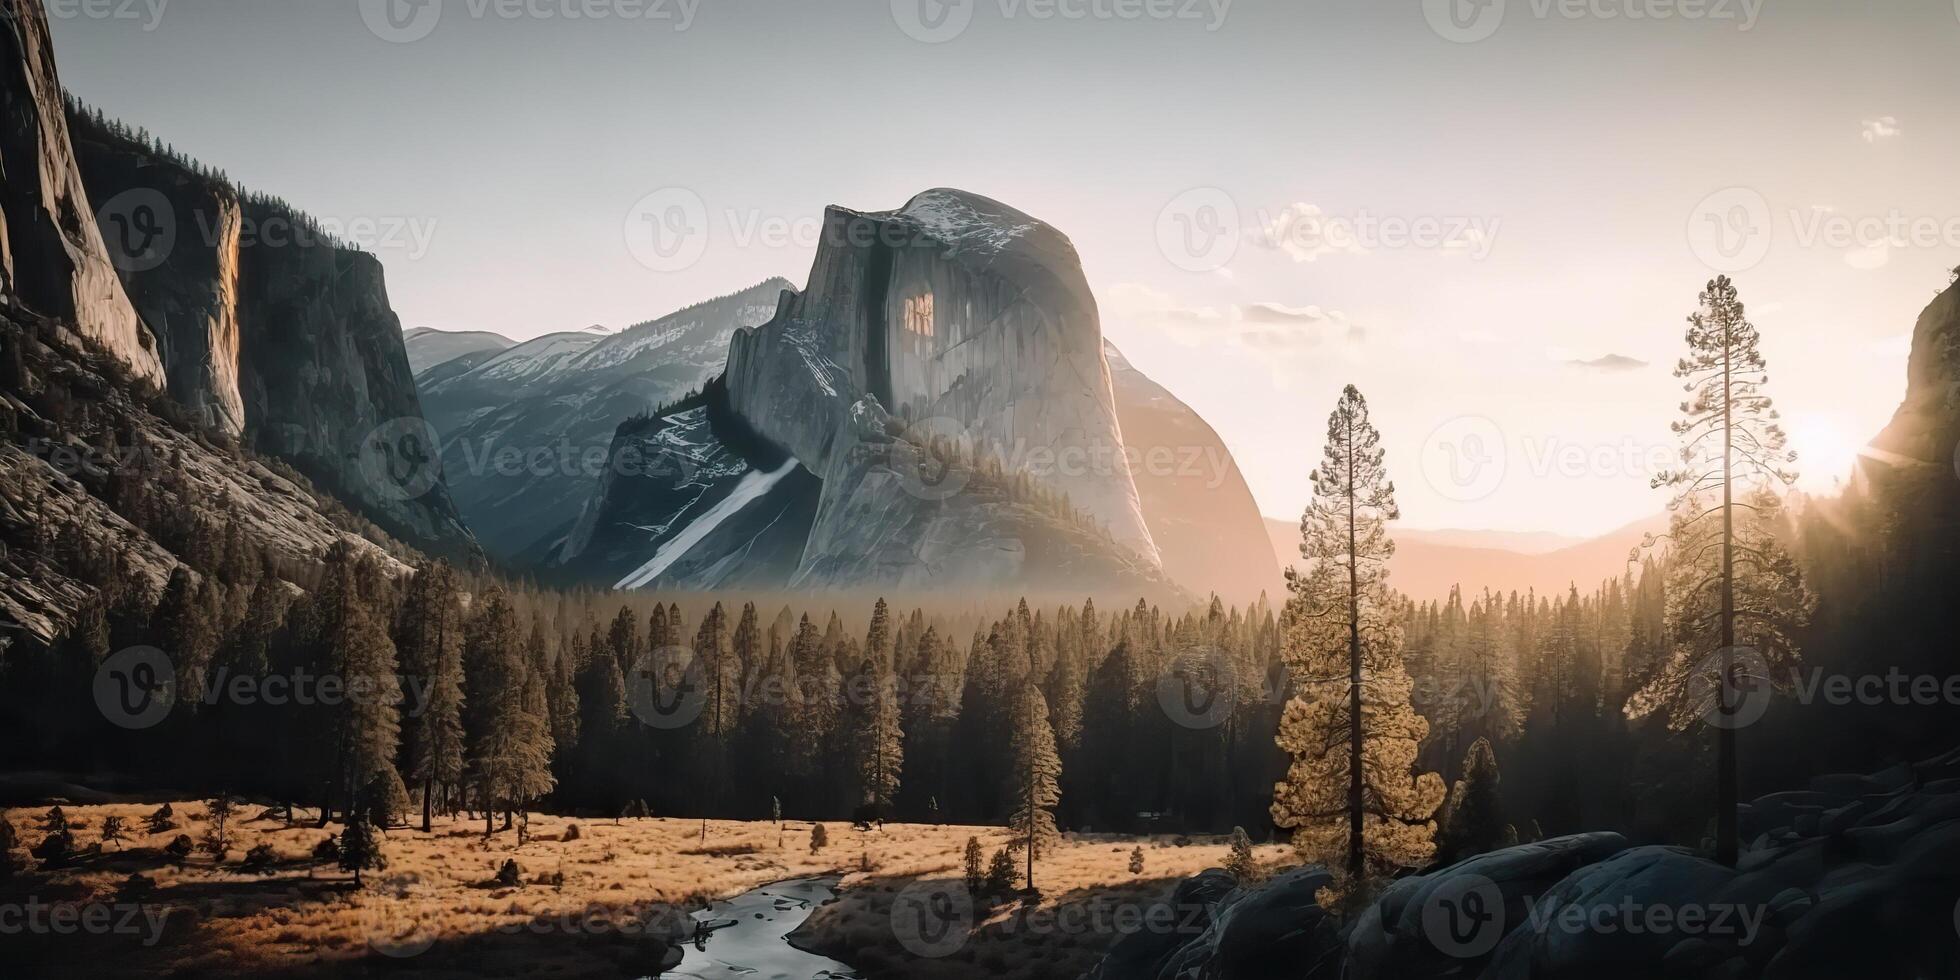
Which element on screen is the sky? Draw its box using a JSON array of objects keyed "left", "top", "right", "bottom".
[{"left": 49, "top": 0, "right": 1960, "bottom": 538}]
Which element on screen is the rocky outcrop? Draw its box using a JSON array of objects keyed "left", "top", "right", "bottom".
[
  {"left": 549, "top": 190, "right": 1185, "bottom": 597},
  {"left": 0, "top": 0, "right": 161, "bottom": 385},
  {"left": 67, "top": 110, "right": 245, "bottom": 435},
  {"left": 230, "top": 197, "right": 477, "bottom": 562},
  {"left": 414, "top": 280, "right": 786, "bottom": 560},
  {"left": 724, "top": 190, "right": 1160, "bottom": 569},
  {"left": 1106, "top": 339, "right": 1279, "bottom": 603},
  {"left": 1092, "top": 749, "right": 1960, "bottom": 980}
]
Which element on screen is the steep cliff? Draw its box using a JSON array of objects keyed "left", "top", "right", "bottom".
[
  {"left": 1106, "top": 339, "right": 1279, "bottom": 602},
  {"left": 56, "top": 105, "right": 479, "bottom": 563},
  {"left": 67, "top": 108, "right": 245, "bottom": 435},
  {"left": 723, "top": 190, "right": 1160, "bottom": 569},
  {"left": 549, "top": 190, "right": 1181, "bottom": 597},
  {"left": 231, "top": 197, "right": 477, "bottom": 562},
  {"left": 0, "top": 0, "right": 161, "bottom": 385}
]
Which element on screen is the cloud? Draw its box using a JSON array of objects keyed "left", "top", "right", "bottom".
[
  {"left": 1104, "top": 284, "right": 1361, "bottom": 354},
  {"left": 1566, "top": 354, "right": 1649, "bottom": 372},
  {"left": 1861, "top": 116, "right": 1901, "bottom": 143},
  {"left": 1250, "top": 202, "right": 1368, "bottom": 263}
]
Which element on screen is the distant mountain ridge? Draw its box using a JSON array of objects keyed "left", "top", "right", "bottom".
[{"left": 1266, "top": 514, "right": 1667, "bottom": 601}]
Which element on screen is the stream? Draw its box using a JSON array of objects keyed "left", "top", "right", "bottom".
[{"left": 657, "top": 877, "right": 863, "bottom": 980}]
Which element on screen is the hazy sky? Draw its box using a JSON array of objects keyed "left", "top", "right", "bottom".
[{"left": 51, "top": 0, "right": 1960, "bottom": 537}]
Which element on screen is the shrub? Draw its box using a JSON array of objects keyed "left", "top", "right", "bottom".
[
  {"left": 495, "top": 858, "right": 522, "bottom": 887},
  {"left": 146, "top": 804, "right": 177, "bottom": 835},
  {"left": 313, "top": 835, "right": 340, "bottom": 863},
  {"left": 810, "top": 824, "right": 829, "bottom": 853},
  {"left": 1223, "top": 827, "right": 1256, "bottom": 882},
  {"left": 0, "top": 816, "right": 20, "bottom": 879},
  {"left": 120, "top": 873, "right": 157, "bottom": 899},
  {"left": 562, "top": 823, "right": 582, "bottom": 842},
  {"left": 1129, "top": 847, "right": 1144, "bottom": 876},
  {"left": 963, "top": 837, "right": 985, "bottom": 894},
  {"left": 44, "top": 807, "right": 68, "bottom": 833},
  {"left": 33, "top": 828, "right": 76, "bottom": 868},
  {"left": 984, "top": 848, "right": 1018, "bottom": 896},
  {"left": 339, "top": 818, "right": 387, "bottom": 886},
  {"left": 101, "top": 815, "right": 127, "bottom": 849},
  {"left": 242, "top": 843, "right": 276, "bottom": 873},
  {"left": 164, "top": 834, "right": 194, "bottom": 865}
]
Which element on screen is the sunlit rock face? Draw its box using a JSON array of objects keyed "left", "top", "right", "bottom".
[
  {"left": 724, "top": 188, "right": 1162, "bottom": 572},
  {"left": 69, "top": 116, "right": 247, "bottom": 436},
  {"left": 0, "top": 0, "right": 162, "bottom": 385}
]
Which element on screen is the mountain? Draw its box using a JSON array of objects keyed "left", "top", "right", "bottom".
[
  {"left": 0, "top": 0, "right": 161, "bottom": 386},
  {"left": 548, "top": 189, "right": 1184, "bottom": 597},
  {"left": 1105, "top": 339, "right": 1279, "bottom": 603},
  {"left": 412, "top": 280, "right": 789, "bottom": 559},
  {"left": 1266, "top": 514, "right": 1667, "bottom": 601},
  {"left": 402, "top": 326, "right": 513, "bottom": 375},
  {"left": 60, "top": 111, "right": 478, "bottom": 563}
]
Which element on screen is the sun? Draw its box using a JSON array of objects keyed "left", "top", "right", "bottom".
[{"left": 1785, "top": 411, "right": 1863, "bottom": 492}]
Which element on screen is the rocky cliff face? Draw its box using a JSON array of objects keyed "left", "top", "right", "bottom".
[
  {"left": 1106, "top": 339, "right": 1279, "bottom": 602},
  {"left": 723, "top": 190, "right": 1160, "bottom": 568},
  {"left": 67, "top": 111, "right": 245, "bottom": 435},
  {"left": 413, "top": 279, "right": 786, "bottom": 560},
  {"left": 548, "top": 191, "right": 1182, "bottom": 597},
  {"left": 229, "top": 198, "right": 477, "bottom": 562},
  {"left": 0, "top": 0, "right": 161, "bottom": 386},
  {"left": 55, "top": 114, "right": 478, "bottom": 562}
]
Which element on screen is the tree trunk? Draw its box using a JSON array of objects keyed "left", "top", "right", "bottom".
[
  {"left": 422, "top": 776, "right": 434, "bottom": 833},
  {"left": 1346, "top": 417, "right": 1365, "bottom": 882},
  {"left": 1718, "top": 323, "right": 1738, "bottom": 867}
]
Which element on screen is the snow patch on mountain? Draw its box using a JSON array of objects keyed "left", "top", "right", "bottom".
[{"left": 614, "top": 458, "right": 799, "bottom": 589}]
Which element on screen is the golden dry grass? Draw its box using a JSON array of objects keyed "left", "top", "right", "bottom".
[{"left": 0, "top": 802, "right": 1287, "bottom": 979}]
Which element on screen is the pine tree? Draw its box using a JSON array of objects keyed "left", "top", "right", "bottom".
[
  {"left": 0, "top": 814, "right": 19, "bottom": 878},
  {"left": 398, "top": 563, "right": 465, "bottom": 831},
  {"left": 1224, "top": 826, "right": 1256, "bottom": 882},
  {"left": 101, "top": 815, "right": 126, "bottom": 850},
  {"left": 338, "top": 815, "right": 386, "bottom": 886},
  {"left": 331, "top": 598, "right": 405, "bottom": 827},
  {"left": 1005, "top": 681, "right": 1062, "bottom": 890},
  {"left": 1128, "top": 846, "right": 1145, "bottom": 876},
  {"left": 1439, "top": 737, "right": 1506, "bottom": 862},
  {"left": 1629, "top": 276, "right": 1814, "bottom": 867},
  {"left": 1272, "top": 385, "right": 1446, "bottom": 885},
  {"left": 152, "top": 565, "right": 217, "bottom": 705},
  {"left": 963, "top": 836, "right": 986, "bottom": 893},
  {"left": 466, "top": 588, "right": 556, "bottom": 835},
  {"left": 850, "top": 656, "right": 904, "bottom": 815}
]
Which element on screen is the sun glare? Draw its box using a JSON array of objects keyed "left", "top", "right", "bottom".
[{"left": 1787, "top": 411, "right": 1863, "bottom": 491}]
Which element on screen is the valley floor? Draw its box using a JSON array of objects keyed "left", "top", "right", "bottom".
[{"left": 0, "top": 802, "right": 1285, "bottom": 979}]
